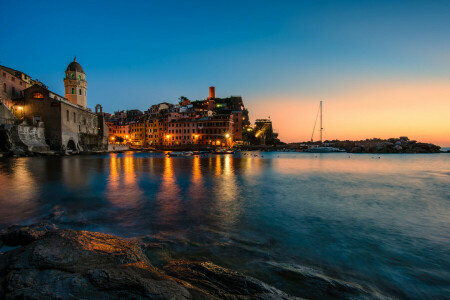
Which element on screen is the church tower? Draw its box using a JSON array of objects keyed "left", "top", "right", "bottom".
[{"left": 63, "top": 58, "right": 87, "bottom": 108}]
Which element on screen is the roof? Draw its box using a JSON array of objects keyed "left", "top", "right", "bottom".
[
  {"left": 66, "top": 59, "right": 85, "bottom": 73},
  {"left": 0, "top": 65, "right": 31, "bottom": 78}
]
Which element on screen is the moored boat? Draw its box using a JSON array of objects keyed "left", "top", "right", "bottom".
[{"left": 166, "top": 151, "right": 194, "bottom": 157}]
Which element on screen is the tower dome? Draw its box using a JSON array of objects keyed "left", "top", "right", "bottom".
[
  {"left": 64, "top": 57, "right": 87, "bottom": 108},
  {"left": 66, "top": 58, "right": 85, "bottom": 73}
]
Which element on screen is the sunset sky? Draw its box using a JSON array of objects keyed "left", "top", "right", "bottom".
[{"left": 1, "top": 0, "right": 449, "bottom": 145}]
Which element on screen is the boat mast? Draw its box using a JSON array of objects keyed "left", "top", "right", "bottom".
[{"left": 320, "top": 100, "right": 323, "bottom": 144}]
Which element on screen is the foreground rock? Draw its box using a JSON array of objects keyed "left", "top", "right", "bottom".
[{"left": 0, "top": 226, "right": 297, "bottom": 299}]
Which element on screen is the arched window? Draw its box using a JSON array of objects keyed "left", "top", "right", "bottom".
[
  {"left": 32, "top": 92, "right": 44, "bottom": 99},
  {"left": 71, "top": 88, "right": 75, "bottom": 94},
  {"left": 71, "top": 73, "right": 75, "bottom": 79},
  {"left": 79, "top": 89, "right": 82, "bottom": 95},
  {"left": 78, "top": 75, "right": 81, "bottom": 80}
]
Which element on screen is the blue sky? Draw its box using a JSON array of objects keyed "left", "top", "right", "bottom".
[{"left": 1, "top": 0, "right": 450, "bottom": 144}]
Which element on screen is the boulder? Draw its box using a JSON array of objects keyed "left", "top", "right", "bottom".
[
  {"left": 0, "top": 226, "right": 298, "bottom": 299},
  {"left": 164, "top": 260, "right": 298, "bottom": 300}
]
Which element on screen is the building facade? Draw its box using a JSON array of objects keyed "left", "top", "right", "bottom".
[
  {"left": 63, "top": 58, "right": 88, "bottom": 108},
  {"left": 10, "top": 59, "right": 108, "bottom": 151}
]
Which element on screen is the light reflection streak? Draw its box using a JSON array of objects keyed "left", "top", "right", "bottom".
[
  {"left": 213, "top": 155, "right": 241, "bottom": 229},
  {"left": 0, "top": 158, "right": 38, "bottom": 224},
  {"left": 156, "top": 157, "right": 181, "bottom": 223},
  {"left": 106, "top": 153, "right": 144, "bottom": 226}
]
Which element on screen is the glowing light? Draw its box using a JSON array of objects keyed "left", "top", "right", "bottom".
[
  {"left": 17, "top": 106, "right": 23, "bottom": 110},
  {"left": 166, "top": 135, "right": 171, "bottom": 139},
  {"left": 225, "top": 133, "right": 230, "bottom": 138},
  {"left": 111, "top": 137, "right": 115, "bottom": 140}
]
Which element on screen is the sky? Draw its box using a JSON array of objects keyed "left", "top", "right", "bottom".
[{"left": 1, "top": 0, "right": 449, "bottom": 146}]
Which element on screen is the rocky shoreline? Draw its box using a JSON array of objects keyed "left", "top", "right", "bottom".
[{"left": 0, "top": 223, "right": 298, "bottom": 299}]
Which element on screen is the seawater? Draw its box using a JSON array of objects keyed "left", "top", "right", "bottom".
[{"left": 0, "top": 152, "right": 449, "bottom": 299}]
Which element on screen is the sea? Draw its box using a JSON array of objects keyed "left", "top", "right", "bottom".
[{"left": 0, "top": 151, "right": 449, "bottom": 299}]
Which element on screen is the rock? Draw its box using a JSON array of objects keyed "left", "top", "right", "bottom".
[
  {"left": 0, "top": 223, "right": 56, "bottom": 246},
  {"left": 0, "top": 227, "right": 298, "bottom": 299},
  {"left": 164, "top": 260, "right": 299, "bottom": 299}
]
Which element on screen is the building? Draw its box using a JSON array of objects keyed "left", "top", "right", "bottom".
[
  {"left": 106, "top": 121, "right": 130, "bottom": 144},
  {"left": 253, "top": 118, "right": 279, "bottom": 145},
  {"left": 165, "top": 114, "right": 233, "bottom": 147},
  {"left": 1, "top": 65, "right": 45, "bottom": 109},
  {"left": 10, "top": 59, "right": 108, "bottom": 151},
  {"left": 63, "top": 58, "right": 87, "bottom": 108}
]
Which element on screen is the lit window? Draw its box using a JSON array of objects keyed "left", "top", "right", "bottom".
[{"left": 32, "top": 92, "right": 44, "bottom": 99}]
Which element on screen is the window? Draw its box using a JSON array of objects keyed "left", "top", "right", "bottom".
[
  {"left": 33, "top": 116, "right": 41, "bottom": 125},
  {"left": 78, "top": 75, "right": 81, "bottom": 80},
  {"left": 79, "top": 89, "right": 82, "bottom": 95},
  {"left": 73, "top": 112, "right": 76, "bottom": 123},
  {"left": 71, "top": 73, "right": 75, "bottom": 79},
  {"left": 71, "top": 88, "right": 75, "bottom": 94},
  {"left": 32, "top": 92, "right": 44, "bottom": 99},
  {"left": 66, "top": 110, "right": 69, "bottom": 122}
]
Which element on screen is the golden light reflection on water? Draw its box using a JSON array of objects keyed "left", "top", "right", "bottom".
[
  {"left": 0, "top": 158, "right": 38, "bottom": 223},
  {"left": 189, "top": 155, "right": 205, "bottom": 198},
  {"left": 213, "top": 155, "right": 241, "bottom": 228},
  {"left": 106, "top": 153, "right": 144, "bottom": 226},
  {"left": 156, "top": 157, "right": 181, "bottom": 222}
]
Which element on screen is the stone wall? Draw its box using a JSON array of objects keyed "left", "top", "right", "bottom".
[
  {"left": 107, "top": 144, "right": 129, "bottom": 151},
  {"left": 0, "top": 103, "right": 15, "bottom": 125},
  {"left": 13, "top": 122, "right": 49, "bottom": 151}
]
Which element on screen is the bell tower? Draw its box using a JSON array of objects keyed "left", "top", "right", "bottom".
[{"left": 63, "top": 57, "right": 87, "bottom": 108}]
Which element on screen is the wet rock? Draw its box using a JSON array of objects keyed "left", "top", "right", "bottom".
[
  {"left": 0, "top": 223, "right": 56, "bottom": 246},
  {"left": 264, "top": 262, "right": 383, "bottom": 300},
  {"left": 0, "top": 227, "right": 298, "bottom": 299},
  {"left": 0, "top": 229, "right": 208, "bottom": 299},
  {"left": 164, "top": 260, "right": 299, "bottom": 299}
]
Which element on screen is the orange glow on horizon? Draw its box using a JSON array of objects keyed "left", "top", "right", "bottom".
[{"left": 249, "top": 80, "right": 450, "bottom": 146}]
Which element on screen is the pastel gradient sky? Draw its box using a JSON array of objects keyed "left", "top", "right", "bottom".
[{"left": 1, "top": 0, "right": 449, "bottom": 145}]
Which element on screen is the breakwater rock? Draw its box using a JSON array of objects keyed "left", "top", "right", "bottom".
[{"left": 0, "top": 225, "right": 298, "bottom": 299}]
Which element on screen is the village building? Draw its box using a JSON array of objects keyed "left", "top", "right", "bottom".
[{"left": 6, "top": 59, "right": 108, "bottom": 151}]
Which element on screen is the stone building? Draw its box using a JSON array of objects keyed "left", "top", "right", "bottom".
[
  {"left": 63, "top": 58, "right": 87, "bottom": 108},
  {"left": 0, "top": 65, "right": 44, "bottom": 109},
  {"left": 11, "top": 59, "right": 108, "bottom": 151},
  {"left": 165, "top": 114, "right": 234, "bottom": 147}
]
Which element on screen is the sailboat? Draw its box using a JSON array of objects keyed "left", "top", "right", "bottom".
[{"left": 303, "top": 100, "right": 345, "bottom": 153}]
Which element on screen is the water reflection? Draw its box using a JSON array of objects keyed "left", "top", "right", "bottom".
[
  {"left": 0, "top": 152, "right": 449, "bottom": 299},
  {"left": 156, "top": 157, "right": 181, "bottom": 225},
  {"left": 106, "top": 153, "right": 144, "bottom": 226},
  {"left": 0, "top": 158, "right": 39, "bottom": 224},
  {"left": 213, "top": 155, "right": 241, "bottom": 229}
]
